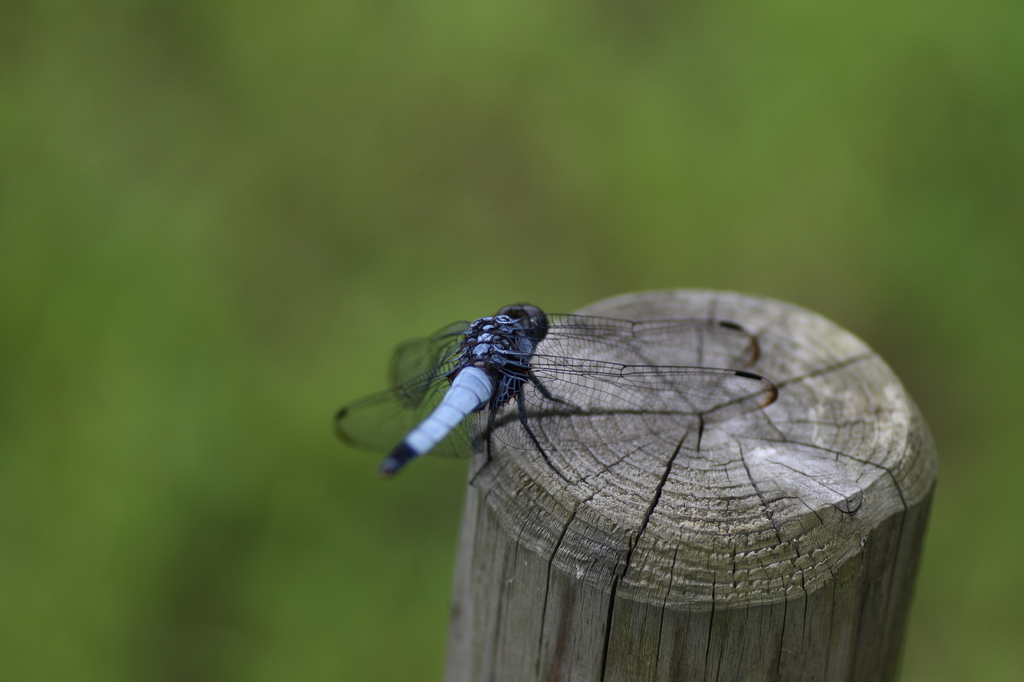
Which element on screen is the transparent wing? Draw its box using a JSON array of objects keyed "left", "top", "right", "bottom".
[
  {"left": 388, "top": 320, "right": 470, "bottom": 388},
  {"left": 541, "top": 315, "right": 761, "bottom": 368},
  {"left": 486, "top": 356, "right": 777, "bottom": 451},
  {"left": 334, "top": 372, "right": 480, "bottom": 459}
]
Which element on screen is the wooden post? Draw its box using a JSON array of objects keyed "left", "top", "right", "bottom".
[{"left": 445, "top": 290, "right": 937, "bottom": 682}]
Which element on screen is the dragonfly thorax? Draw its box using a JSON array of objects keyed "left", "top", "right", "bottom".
[{"left": 456, "top": 313, "right": 538, "bottom": 377}]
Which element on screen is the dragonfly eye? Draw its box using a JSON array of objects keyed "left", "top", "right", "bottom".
[
  {"left": 496, "top": 304, "right": 549, "bottom": 341},
  {"left": 496, "top": 304, "right": 541, "bottom": 320}
]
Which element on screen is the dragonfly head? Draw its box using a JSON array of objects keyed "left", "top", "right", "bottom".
[{"left": 496, "top": 304, "right": 549, "bottom": 344}]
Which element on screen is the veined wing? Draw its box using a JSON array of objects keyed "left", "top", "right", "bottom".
[
  {"left": 387, "top": 320, "right": 469, "bottom": 395},
  {"left": 334, "top": 372, "right": 477, "bottom": 459},
  {"left": 533, "top": 355, "right": 777, "bottom": 419},
  {"left": 540, "top": 315, "right": 761, "bottom": 369},
  {"left": 486, "top": 356, "right": 777, "bottom": 451}
]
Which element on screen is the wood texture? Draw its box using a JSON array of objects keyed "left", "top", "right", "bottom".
[{"left": 445, "top": 290, "right": 937, "bottom": 682}]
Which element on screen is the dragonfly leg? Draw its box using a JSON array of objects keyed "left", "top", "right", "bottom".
[
  {"left": 527, "top": 370, "right": 579, "bottom": 411},
  {"left": 468, "top": 455, "right": 491, "bottom": 486},
  {"left": 527, "top": 369, "right": 558, "bottom": 399},
  {"left": 517, "top": 390, "right": 569, "bottom": 483},
  {"left": 468, "top": 412, "right": 497, "bottom": 486}
]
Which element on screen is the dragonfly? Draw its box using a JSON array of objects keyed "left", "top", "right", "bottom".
[{"left": 334, "top": 304, "right": 778, "bottom": 480}]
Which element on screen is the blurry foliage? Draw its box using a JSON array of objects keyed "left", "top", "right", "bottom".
[{"left": 2, "top": 1, "right": 1023, "bottom": 680}]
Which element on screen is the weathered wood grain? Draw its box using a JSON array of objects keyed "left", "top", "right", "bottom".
[{"left": 445, "top": 290, "right": 937, "bottom": 682}]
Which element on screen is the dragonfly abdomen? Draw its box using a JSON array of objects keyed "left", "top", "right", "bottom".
[{"left": 378, "top": 366, "right": 494, "bottom": 476}]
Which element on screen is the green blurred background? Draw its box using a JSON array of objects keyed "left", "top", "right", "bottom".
[{"left": 2, "top": 1, "right": 1022, "bottom": 680}]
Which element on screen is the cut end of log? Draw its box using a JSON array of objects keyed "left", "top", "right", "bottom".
[
  {"left": 447, "top": 290, "right": 937, "bottom": 682},
  {"left": 467, "top": 290, "right": 936, "bottom": 609}
]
